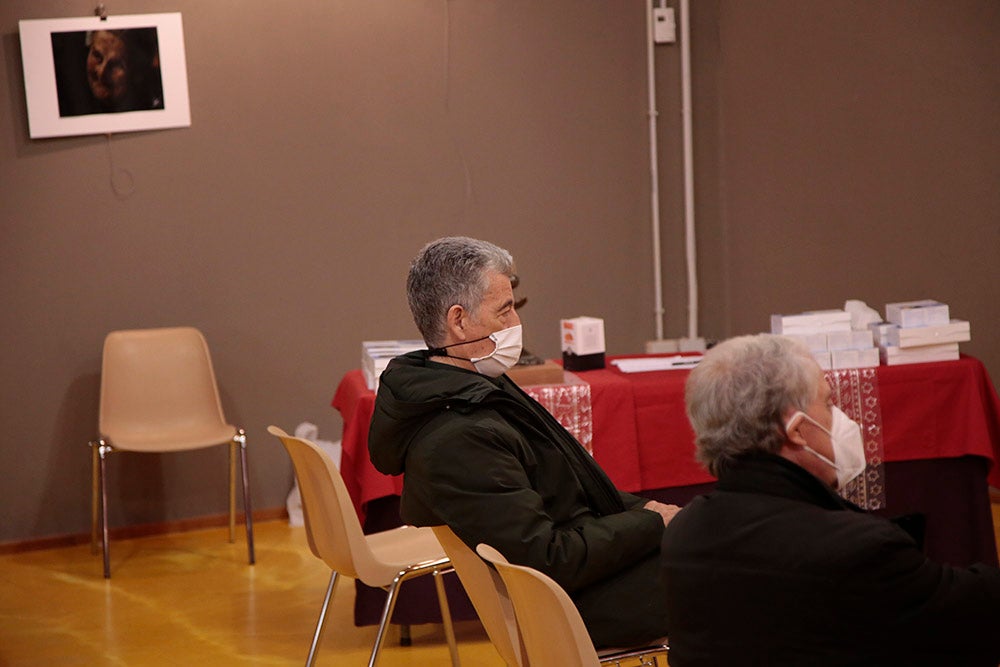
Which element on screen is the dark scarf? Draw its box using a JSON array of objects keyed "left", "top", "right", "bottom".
[{"left": 494, "top": 374, "right": 627, "bottom": 517}]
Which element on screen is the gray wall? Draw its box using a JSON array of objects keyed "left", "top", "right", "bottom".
[{"left": 1, "top": 1, "right": 996, "bottom": 544}]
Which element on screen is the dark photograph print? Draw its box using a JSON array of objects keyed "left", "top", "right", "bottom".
[
  {"left": 51, "top": 27, "right": 164, "bottom": 117},
  {"left": 20, "top": 13, "right": 190, "bottom": 139}
]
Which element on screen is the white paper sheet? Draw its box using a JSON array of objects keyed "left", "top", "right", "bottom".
[{"left": 611, "top": 355, "right": 702, "bottom": 373}]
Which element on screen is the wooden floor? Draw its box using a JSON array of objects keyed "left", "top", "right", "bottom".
[
  {"left": 3, "top": 503, "right": 999, "bottom": 666},
  {"left": 0, "top": 520, "right": 502, "bottom": 666}
]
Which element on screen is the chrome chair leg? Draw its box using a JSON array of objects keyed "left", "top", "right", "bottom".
[
  {"left": 434, "top": 568, "right": 461, "bottom": 666},
  {"left": 370, "top": 574, "right": 406, "bottom": 667},
  {"left": 306, "top": 571, "right": 338, "bottom": 667},
  {"left": 237, "top": 430, "right": 255, "bottom": 565},
  {"left": 90, "top": 442, "right": 100, "bottom": 555},
  {"left": 228, "top": 440, "right": 236, "bottom": 543},
  {"left": 98, "top": 442, "right": 111, "bottom": 579}
]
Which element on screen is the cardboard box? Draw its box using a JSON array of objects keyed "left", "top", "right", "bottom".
[
  {"left": 885, "top": 320, "right": 970, "bottom": 348},
  {"left": 869, "top": 322, "right": 895, "bottom": 347},
  {"left": 507, "top": 361, "right": 565, "bottom": 387},
  {"left": 831, "top": 347, "right": 880, "bottom": 370},
  {"left": 787, "top": 333, "right": 829, "bottom": 353},
  {"left": 561, "top": 317, "right": 605, "bottom": 371},
  {"left": 812, "top": 351, "right": 832, "bottom": 371},
  {"left": 362, "top": 339, "right": 425, "bottom": 390},
  {"left": 561, "top": 317, "right": 605, "bottom": 355},
  {"left": 771, "top": 310, "right": 851, "bottom": 335},
  {"left": 880, "top": 343, "right": 960, "bottom": 366},
  {"left": 885, "top": 300, "right": 950, "bottom": 328},
  {"left": 826, "top": 331, "right": 853, "bottom": 351}
]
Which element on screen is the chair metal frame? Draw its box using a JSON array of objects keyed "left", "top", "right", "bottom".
[
  {"left": 269, "top": 426, "right": 460, "bottom": 667},
  {"left": 89, "top": 326, "right": 255, "bottom": 578}
]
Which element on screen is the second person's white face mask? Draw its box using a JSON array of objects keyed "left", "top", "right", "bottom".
[{"left": 785, "top": 406, "right": 867, "bottom": 489}]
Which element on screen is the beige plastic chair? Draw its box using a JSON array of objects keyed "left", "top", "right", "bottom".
[
  {"left": 268, "top": 426, "right": 460, "bottom": 667},
  {"left": 476, "top": 543, "right": 668, "bottom": 667},
  {"left": 89, "top": 327, "right": 254, "bottom": 579},
  {"left": 432, "top": 525, "right": 527, "bottom": 666}
]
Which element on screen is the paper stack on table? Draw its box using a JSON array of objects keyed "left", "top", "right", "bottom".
[
  {"left": 875, "top": 300, "right": 969, "bottom": 366},
  {"left": 771, "top": 306, "right": 879, "bottom": 370},
  {"left": 611, "top": 355, "right": 703, "bottom": 373},
  {"left": 362, "top": 339, "right": 425, "bottom": 390}
]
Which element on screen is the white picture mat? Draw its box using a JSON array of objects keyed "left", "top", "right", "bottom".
[{"left": 19, "top": 13, "right": 190, "bottom": 138}]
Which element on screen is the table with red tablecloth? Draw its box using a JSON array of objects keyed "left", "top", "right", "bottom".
[{"left": 332, "top": 354, "right": 1000, "bottom": 626}]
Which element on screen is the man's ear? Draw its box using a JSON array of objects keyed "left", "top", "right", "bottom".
[
  {"left": 783, "top": 410, "right": 808, "bottom": 447},
  {"left": 445, "top": 304, "right": 468, "bottom": 341}
]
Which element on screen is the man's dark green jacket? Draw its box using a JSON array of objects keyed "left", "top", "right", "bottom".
[{"left": 368, "top": 350, "right": 667, "bottom": 647}]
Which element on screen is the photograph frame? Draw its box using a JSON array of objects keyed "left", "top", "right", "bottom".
[{"left": 19, "top": 13, "right": 190, "bottom": 139}]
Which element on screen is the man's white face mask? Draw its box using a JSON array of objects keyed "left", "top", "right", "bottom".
[
  {"left": 469, "top": 324, "right": 523, "bottom": 377},
  {"left": 784, "top": 406, "right": 867, "bottom": 489},
  {"left": 430, "top": 324, "right": 523, "bottom": 378}
]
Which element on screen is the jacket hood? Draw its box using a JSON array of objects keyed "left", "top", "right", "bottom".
[{"left": 368, "top": 350, "right": 503, "bottom": 475}]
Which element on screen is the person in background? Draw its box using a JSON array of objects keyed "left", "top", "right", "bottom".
[
  {"left": 52, "top": 28, "right": 163, "bottom": 117},
  {"left": 368, "top": 236, "right": 677, "bottom": 648},
  {"left": 661, "top": 333, "right": 1000, "bottom": 666},
  {"left": 85, "top": 29, "right": 162, "bottom": 113}
]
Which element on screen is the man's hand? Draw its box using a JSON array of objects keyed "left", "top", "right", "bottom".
[{"left": 643, "top": 500, "right": 682, "bottom": 527}]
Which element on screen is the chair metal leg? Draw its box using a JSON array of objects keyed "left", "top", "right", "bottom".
[
  {"left": 433, "top": 568, "right": 461, "bottom": 667},
  {"left": 98, "top": 443, "right": 111, "bottom": 579},
  {"left": 370, "top": 576, "right": 405, "bottom": 667},
  {"left": 306, "top": 571, "right": 338, "bottom": 667},
  {"left": 90, "top": 442, "right": 100, "bottom": 554},
  {"left": 228, "top": 440, "right": 237, "bottom": 543},
  {"left": 236, "top": 430, "right": 255, "bottom": 565}
]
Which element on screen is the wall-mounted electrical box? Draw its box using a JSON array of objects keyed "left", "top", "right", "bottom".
[{"left": 653, "top": 6, "right": 676, "bottom": 44}]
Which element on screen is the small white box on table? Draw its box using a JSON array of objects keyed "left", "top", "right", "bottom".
[
  {"left": 561, "top": 317, "right": 606, "bottom": 371},
  {"left": 885, "top": 300, "right": 950, "bottom": 328}
]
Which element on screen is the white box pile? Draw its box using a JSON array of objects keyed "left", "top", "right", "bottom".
[
  {"left": 362, "top": 339, "right": 425, "bottom": 390},
  {"left": 771, "top": 309, "right": 878, "bottom": 370},
  {"left": 876, "top": 300, "right": 969, "bottom": 366}
]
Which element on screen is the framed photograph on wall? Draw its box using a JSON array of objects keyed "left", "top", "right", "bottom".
[{"left": 19, "top": 13, "right": 190, "bottom": 139}]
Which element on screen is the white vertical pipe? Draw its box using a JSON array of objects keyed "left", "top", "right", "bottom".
[
  {"left": 680, "top": 0, "right": 699, "bottom": 340},
  {"left": 646, "top": 0, "right": 665, "bottom": 340}
]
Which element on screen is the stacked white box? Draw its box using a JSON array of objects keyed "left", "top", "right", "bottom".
[
  {"left": 884, "top": 320, "right": 970, "bottom": 348},
  {"left": 878, "top": 301, "right": 969, "bottom": 366},
  {"left": 869, "top": 322, "right": 896, "bottom": 348},
  {"left": 771, "top": 310, "right": 851, "bottom": 335},
  {"left": 885, "top": 300, "right": 950, "bottom": 328},
  {"left": 831, "top": 347, "right": 880, "bottom": 370},
  {"left": 812, "top": 351, "right": 832, "bottom": 371},
  {"left": 362, "top": 339, "right": 425, "bottom": 390},
  {"left": 826, "top": 330, "right": 874, "bottom": 352},
  {"left": 880, "top": 343, "right": 961, "bottom": 366},
  {"left": 772, "top": 308, "right": 877, "bottom": 369}
]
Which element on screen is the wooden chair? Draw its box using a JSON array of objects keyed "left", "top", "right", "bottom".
[
  {"left": 476, "top": 543, "right": 667, "bottom": 667},
  {"left": 90, "top": 326, "right": 254, "bottom": 579},
  {"left": 432, "top": 525, "right": 527, "bottom": 666},
  {"left": 268, "top": 426, "right": 460, "bottom": 667}
]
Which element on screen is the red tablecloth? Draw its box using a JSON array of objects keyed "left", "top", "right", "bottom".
[{"left": 332, "top": 355, "right": 1000, "bottom": 521}]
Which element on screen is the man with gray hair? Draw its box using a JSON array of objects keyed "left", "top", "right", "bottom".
[
  {"left": 369, "top": 236, "right": 676, "bottom": 648},
  {"left": 661, "top": 333, "right": 1000, "bottom": 666}
]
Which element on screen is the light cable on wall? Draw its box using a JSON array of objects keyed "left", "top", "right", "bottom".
[{"left": 104, "top": 133, "right": 135, "bottom": 199}]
